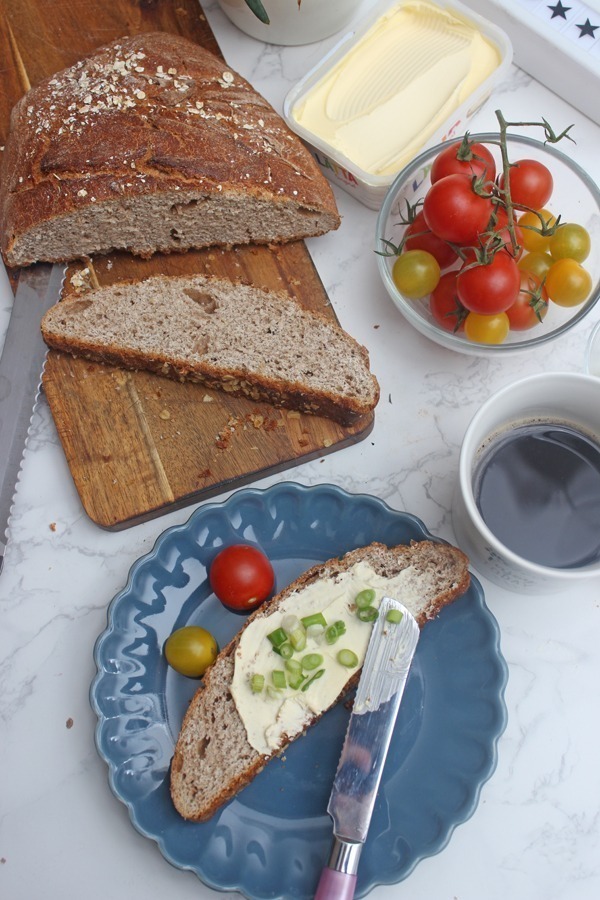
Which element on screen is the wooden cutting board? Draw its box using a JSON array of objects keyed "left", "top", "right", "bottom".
[{"left": 0, "top": 0, "right": 373, "bottom": 529}]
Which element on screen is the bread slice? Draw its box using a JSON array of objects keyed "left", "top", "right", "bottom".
[
  {"left": 0, "top": 32, "right": 340, "bottom": 267},
  {"left": 170, "top": 539, "right": 470, "bottom": 821},
  {"left": 40, "top": 273, "right": 379, "bottom": 426}
]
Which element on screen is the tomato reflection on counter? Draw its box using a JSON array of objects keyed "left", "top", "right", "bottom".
[{"left": 379, "top": 110, "right": 594, "bottom": 344}]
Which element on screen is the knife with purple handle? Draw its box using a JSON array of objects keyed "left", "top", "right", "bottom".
[
  {"left": 314, "top": 597, "right": 420, "bottom": 899},
  {"left": 0, "top": 262, "right": 65, "bottom": 574}
]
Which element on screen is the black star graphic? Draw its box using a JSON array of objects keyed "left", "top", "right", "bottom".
[
  {"left": 548, "top": 2, "right": 570, "bottom": 19},
  {"left": 576, "top": 18, "right": 599, "bottom": 38}
]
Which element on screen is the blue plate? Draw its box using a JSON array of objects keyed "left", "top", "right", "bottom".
[{"left": 91, "top": 482, "right": 508, "bottom": 899}]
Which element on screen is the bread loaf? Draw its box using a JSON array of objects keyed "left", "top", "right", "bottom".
[
  {"left": 0, "top": 32, "right": 340, "bottom": 267},
  {"left": 41, "top": 273, "right": 380, "bottom": 425},
  {"left": 170, "top": 539, "right": 470, "bottom": 821}
]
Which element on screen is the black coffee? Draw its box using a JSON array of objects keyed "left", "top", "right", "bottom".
[{"left": 474, "top": 421, "right": 600, "bottom": 569}]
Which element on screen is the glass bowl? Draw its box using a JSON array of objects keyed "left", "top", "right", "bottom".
[
  {"left": 375, "top": 132, "right": 600, "bottom": 356},
  {"left": 584, "top": 319, "right": 600, "bottom": 376}
]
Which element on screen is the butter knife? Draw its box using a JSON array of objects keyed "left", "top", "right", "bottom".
[
  {"left": 0, "top": 262, "right": 65, "bottom": 574},
  {"left": 314, "top": 597, "right": 420, "bottom": 900}
]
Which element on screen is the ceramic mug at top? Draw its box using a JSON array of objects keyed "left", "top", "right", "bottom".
[{"left": 452, "top": 372, "right": 600, "bottom": 594}]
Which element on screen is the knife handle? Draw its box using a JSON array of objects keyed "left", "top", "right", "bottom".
[
  {"left": 314, "top": 867, "right": 357, "bottom": 900},
  {"left": 314, "top": 838, "right": 361, "bottom": 899}
]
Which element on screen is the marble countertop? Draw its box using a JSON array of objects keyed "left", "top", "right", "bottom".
[{"left": 1, "top": 2, "right": 599, "bottom": 898}]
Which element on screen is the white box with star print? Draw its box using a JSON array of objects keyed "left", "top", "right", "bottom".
[{"left": 462, "top": 1, "right": 600, "bottom": 124}]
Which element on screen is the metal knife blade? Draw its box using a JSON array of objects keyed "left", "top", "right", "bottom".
[
  {"left": 0, "top": 262, "right": 65, "bottom": 574},
  {"left": 314, "top": 597, "right": 420, "bottom": 900}
]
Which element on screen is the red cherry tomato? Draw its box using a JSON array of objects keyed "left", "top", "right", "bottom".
[
  {"left": 457, "top": 252, "right": 521, "bottom": 315},
  {"left": 404, "top": 210, "right": 458, "bottom": 269},
  {"left": 506, "top": 271, "right": 549, "bottom": 330},
  {"left": 209, "top": 544, "right": 275, "bottom": 612},
  {"left": 429, "top": 272, "right": 467, "bottom": 332},
  {"left": 423, "top": 174, "right": 493, "bottom": 246},
  {"left": 498, "top": 159, "right": 553, "bottom": 210},
  {"left": 430, "top": 140, "right": 496, "bottom": 184}
]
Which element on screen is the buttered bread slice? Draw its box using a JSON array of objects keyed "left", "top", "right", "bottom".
[{"left": 170, "top": 540, "right": 470, "bottom": 822}]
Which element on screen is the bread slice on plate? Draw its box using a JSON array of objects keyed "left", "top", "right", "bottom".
[
  {"left": 40, "top": 273, "right": 380, "bottom": 426},
  {"left": 170, "top": 540, "right": 470, "bottom": 822},
  {"left": 0, "top": 32, "right": 340, "bottom": 267}
]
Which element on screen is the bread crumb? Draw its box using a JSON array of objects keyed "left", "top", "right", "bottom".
[
  {"left": 49, "top": 522, "right": 57, "bottom": 531},
  {"left": 66, "top": 717, "right": 74, "bottom": 729},
  {"left": 159, "top": 409, "right": 171, "bottom": 420}
]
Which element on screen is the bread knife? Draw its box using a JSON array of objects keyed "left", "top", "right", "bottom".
[
  {"left": 314, "top": 597, "right": 420, "bottom": 900},
  {"left": 0, "top": 262, "right": 65, "bottom": 574}
]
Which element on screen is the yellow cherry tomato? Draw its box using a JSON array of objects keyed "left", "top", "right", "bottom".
[
  {"left": 392, "top": 250, "right": 441, "bottom": 299},
  {"left": 549, "top": 223, "right": 591, "bottom": 262},
  {"left": 518, "top": 209, "right": 557, "bottom": 253},
  {"left": 545, "top": 258, "right": 593, "bottom": 307},
  {"left": 164, "top": 626, "right": 218, "bottom": 678},
  {"left": 518, "top": 251, "right": 554, "bottom": 282},
  {"left": 464, "top": 311, "right": 510, "bottom": 344}
]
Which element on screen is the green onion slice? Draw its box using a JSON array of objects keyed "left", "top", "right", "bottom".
[
  {"left": 357, "top": 606, "right": 379, "bottom": 623},
  {"left": 250, "top": 673, "right": 264, "bottom": 693},
  {"left": 271, "top": 670, "right": 287, "bottom": 689},
  {"left": 337, "top": 649, "right": 359, "bottom": 668},
  {"left": 276, "top": 641, "right": 293, "bottom": 659},
  {"left": 284, "top": 658, "right": 302, "bottom": 675},
  {"left": 325, "top": 620, "right": 346, "bottom": 644},
  {"left": 301, "top": 612, "right": 327, "bottom": 629},
  {"left": 301, "top": 668, "right": 325, "bottom": 691},
  {"left": 267, "top": 627, "right": 288, "bottom": 648},
  {"left": 301, "top": 652, "right": 324, "bottom": 671},
  {"left": 385, "top": 608, "right": 404, "bottom": 624},
  {"left": 355, "top": 589, "right": 376, "bottom": 609}
]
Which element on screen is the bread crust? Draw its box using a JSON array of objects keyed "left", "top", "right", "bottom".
[
  {"left": 170, "top": 540, "right": 470, "bottom": 821},
  {"left": 0, "top": 32, "right": 340, "bottom": 266}
]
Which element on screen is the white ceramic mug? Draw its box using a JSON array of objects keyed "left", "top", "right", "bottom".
[{"left": 452, "top": 372, "right": 600, "bottom": 594}]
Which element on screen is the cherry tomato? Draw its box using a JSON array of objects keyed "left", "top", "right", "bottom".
[
  {"left": 392, "top": 249, "right": 440, "bottom": 299},
  {"left": 457, "top": 252, "right": 521, "bottom": 315},
  {"left": 403, "top": 210, "right": 458, "bottom": 269},
  {"left": 498, "top": 158, "right": 553, "bottom": 209},
  {"left": 464, "top": 311, "right": 510, "bottom": 344},
  {"left": 423, "top": 174, "right": 493, "bottom": 245},
  {"left": 430, "top": 140, "right": 496, "bottom": 183},
  {"left": 164, "top": 626, "right": 218, "bottom": 678},
  {"left": 549, "top": 223, "right": 591, "bottom": 263},
  {"left": 209, "top": 544, "right": 275, "bottom": 612},
  {"left": 506, "top": 271, "right": 549, "bottom": 330},
  {"left": 518, "top": 208, "right": 557, "bottom": 253},
  {"left": 518, "top": 251, "right": 554, "bottom": 282},
  {"left": 545, "top": 258, "right": 593, "bottom": 307},
  {"left": 429, "top": 272, "right": 467, "bottom": 332}
]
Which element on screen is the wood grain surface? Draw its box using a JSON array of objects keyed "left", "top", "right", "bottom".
[{"left": 0, "top": 0, "right": 373, "bottom": 529}]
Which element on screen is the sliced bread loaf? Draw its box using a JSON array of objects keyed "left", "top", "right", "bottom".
[
  {"left": 40, "top": 273, "right": 380, "bottom": 425},
  {"left": 170, "top": 539, "right": 470, "bottom": 821},
  {"left": 0, "top": 32, "right": 340, "bottom": 267}
]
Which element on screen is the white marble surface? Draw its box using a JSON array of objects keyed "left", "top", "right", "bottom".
[{"left": 1, "top": 2, "right": 600, "bottom": 898}]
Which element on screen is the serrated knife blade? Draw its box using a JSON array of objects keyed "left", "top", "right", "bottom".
[
  {"left": 314, "top": 597, "right": 420, "bottom": 900},
  {"left": 0, "top": 262, "right": 65, "bottom": 574}
]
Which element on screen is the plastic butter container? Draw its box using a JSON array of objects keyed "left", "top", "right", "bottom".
[{"left": 283, "top": 0, "right": 512, "bottom": 209}]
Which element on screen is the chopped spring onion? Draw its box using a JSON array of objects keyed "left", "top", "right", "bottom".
[
  {"left": 325, "top": 620, "right": 346, "bottom": 645},
  {"left": 355, "top": 589, "right": 376, "bottom": 609},
  {"left": 301, "top": 612, "right": 327, "bottom": 629},
  {"left": 266, "top": 685, "right": 283, "bottom": 700},
  {"left": 301, "top": 668, "right": 325, "bottom": 691},
  {"left": 337, "top": 649, "right": 359, "bottom": 668},
  {"left": 301, "top": 652, "right": 324, "bottom": 671},
  {"left": 250, "top": 673, "right": 264, "bottom": 693},
  {"left": 282, "top": 615, "right": 307, "bottom": 652},
  {"left": 287, "top": 671, "right": 306, "bottom": 690},
  {"left": 271, "top": 670, "right": 287, "bottom": 690},
  {"left": 276, "top": 641, "right": 293, "bottom": 659},
  {"left": 385, "top": 608, "right": 404, "bottom": 624},
  {"left": 267, "top": 627, "right": 289, "bottom": 649},
  {"left": 284, "top": 658, "right": 302, "bottom": 675},
  {"left": 357, "top": 606, "right": 379, "bottom": 623}
]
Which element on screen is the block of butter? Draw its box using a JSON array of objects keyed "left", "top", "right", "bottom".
[{"left": 283, "top": 0, "right": 512, "bottom": 209}]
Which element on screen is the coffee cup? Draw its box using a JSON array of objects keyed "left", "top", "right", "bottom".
[{"left": 452, "top": 372, "right": 600, "bottom": 594}]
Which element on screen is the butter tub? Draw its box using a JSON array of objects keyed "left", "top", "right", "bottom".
[{"left": 283, "top": 0, "right": 512, "bottom": 210}]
